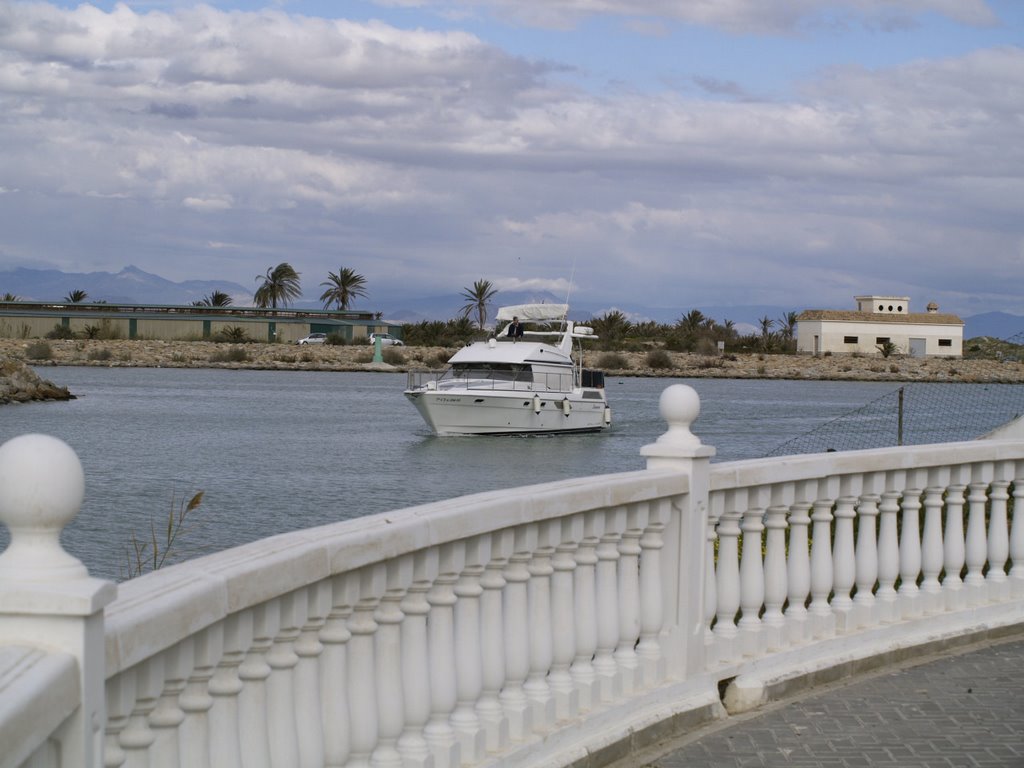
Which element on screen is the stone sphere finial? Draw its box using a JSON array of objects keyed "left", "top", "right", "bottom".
[
  {"left": 0, "top": 433, "right": 88, "bottom": 580},
  {"left": 655, "top": 384, "right": 702, "bottom": 449}
]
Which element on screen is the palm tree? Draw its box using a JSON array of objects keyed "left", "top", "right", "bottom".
[
  {"left": 319, "top": 267, "right": 368, "bottom": 310},
  {"left": 194, "top": 290, "right": 233, "bottom": 307},
  {"left": 590, "top": 310, "right": 632, "bottom": 346},
  {"left": 254, "top": 263, "right": 302, "bottom": 309},
  {"left": 64, "top": 289, "right": 88, "bottom": 303},
  {"left": 777, "top": 311, "right": 798, "bottom": 342},
  {"left": 459, "top": 279, "right": 498, "bottom": 330},
  {"left": 1, "top": 293, "right": 19, "bottom": 301}
]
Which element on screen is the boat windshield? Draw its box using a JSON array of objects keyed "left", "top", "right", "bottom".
[{"left": 451, "top": 363, "right": 530, "bottom": 382}]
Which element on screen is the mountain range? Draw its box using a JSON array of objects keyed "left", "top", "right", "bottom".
[{"left": 2, "top": 265, "right": 1022, "bottom": 341}]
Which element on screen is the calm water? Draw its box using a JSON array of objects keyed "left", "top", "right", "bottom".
[{"left": 0, "top": 367, "right": 1015, "bottom": 580}]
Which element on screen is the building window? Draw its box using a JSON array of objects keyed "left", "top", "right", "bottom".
[
  {"left": 876, "top": 337, "right": 890, "bottom": 344},
  {"left": 938, "top": 339, "right": 952, "bottom": 347},
  {"left": 844, "top": 336, "right": 858, "bottom": 344}
]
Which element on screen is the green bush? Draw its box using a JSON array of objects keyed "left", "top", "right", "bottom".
[
  {"left": 382, "top": 347, "right": 405, "bottom": 365},
  {"left": 45, "top": 323, "right": 74, "bottom": 340},
  {"left": 209, "top": 346, "right": 249, "bottom": 363},
  {"left": 213, "top": 326, "right": 250, "bottom": 343},
  {"left": 326, "top": 333, "right": 348, "bottom": 345},
  {"left": 596, "top": 352, "right": 629, "bottom": 369},
  {"left": 25, "top": 341, "right": 53, "bottom": 360},
  {"left": 645, "top": 349, "right": 673, "bottom": 369}
]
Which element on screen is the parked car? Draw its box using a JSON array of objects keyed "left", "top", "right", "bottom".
[
  {"left": 368, "top": 333, "right": 404, "bottom": 346},
  {"left": 296, "top": 333, "right": 327, "bottom": 345}
]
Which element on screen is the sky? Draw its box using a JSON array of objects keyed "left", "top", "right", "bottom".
[{"left": 0, "top": 0, "right": 1022, "bottom": 319}]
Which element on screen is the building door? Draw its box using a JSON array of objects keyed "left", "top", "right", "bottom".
[{"left": 909, "top": 337, "right": 926, "bottom": 357}]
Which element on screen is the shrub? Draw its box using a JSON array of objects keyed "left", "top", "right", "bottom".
[
  {"left": 213, "top": 326, "right": 249, "bottom": 343},
  {"left": 209, "top": 346, "right": 249, "bottom": 363},
  {"left": 45, "top": 323, "right": 74, "bottom": 340},
  {"left": 596, "top": 352, "right": 629, "bottom": 369},
  {"left": 645, "top": 349, "right": 673, "bottom": 369},
  {"left": 87, "top": 347, "right": 112, "bottom": 361},
  {"left": 382, "top": 347, "right": 405, "bottom": 365},
  {"left": 25, "top": 341, "right": 52, "bottom": 360},
  {"left": 326, "top": 333, "right": 348, "bottom": 345}
]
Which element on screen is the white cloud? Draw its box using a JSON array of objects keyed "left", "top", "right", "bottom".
[{"left": 0, "top": 1, "right": 1019, "bottom": 317}]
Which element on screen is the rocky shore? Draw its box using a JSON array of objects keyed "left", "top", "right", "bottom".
[
  {"left": 2, "top": 337, "right": 1024, "bottom": 384},
  {"left": 0, "top": 358, "right": 75, "bottom": 404}
]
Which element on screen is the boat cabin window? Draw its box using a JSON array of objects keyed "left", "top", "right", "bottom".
[{"left": 452, "top": 363, "right": 529, "bottom": 381}]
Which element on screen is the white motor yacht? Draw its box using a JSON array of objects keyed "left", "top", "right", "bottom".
[{"left": 404, "top": 304, "right": 612, "bottom": 436}]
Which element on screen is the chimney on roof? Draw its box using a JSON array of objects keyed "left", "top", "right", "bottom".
[{"left": 926, "top": 302, "right": 939, "bottom": 313}]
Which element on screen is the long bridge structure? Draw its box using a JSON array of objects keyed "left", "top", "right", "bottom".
[{"left": 2, "top": 384, "right": 1023, "bottom": 768}]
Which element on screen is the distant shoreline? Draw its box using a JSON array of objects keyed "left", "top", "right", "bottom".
[{"left": 3, "top": 338, "right": 1024, "bottom": 384}]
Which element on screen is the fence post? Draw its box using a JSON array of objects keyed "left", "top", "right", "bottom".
[
  {"left": 640, "top": 385, "right": 715, "bottom": 678},
  {"left": 0, "top": 434, "right": 116, "bottom": 767}
]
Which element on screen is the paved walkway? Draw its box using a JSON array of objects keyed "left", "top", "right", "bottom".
[{"left": 624, "top": 637, "right": 1024, "bottom": 768}]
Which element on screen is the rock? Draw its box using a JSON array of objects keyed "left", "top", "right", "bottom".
[{"left": 0, "top": 358, "right": 75, "bottom": 404}]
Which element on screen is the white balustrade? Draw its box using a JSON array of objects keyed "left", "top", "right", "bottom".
[{"left": 2, "top": 392, "right": 1023, "bottom": 768}]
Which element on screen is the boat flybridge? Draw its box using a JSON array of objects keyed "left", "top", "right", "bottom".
[{"left": 404, "top": 303, "right": 611, "bottom": 436}]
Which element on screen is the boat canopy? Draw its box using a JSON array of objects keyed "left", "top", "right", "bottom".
[{"left": 495, "top": 304, "right": 568, "bottom": 324}]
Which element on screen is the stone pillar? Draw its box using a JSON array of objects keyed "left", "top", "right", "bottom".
[
  {"left": 0, "top": 433, "right": 117, "bottom": 768},
  {"left": 640, "top": 384, "right": 715, "bottom": 678}
]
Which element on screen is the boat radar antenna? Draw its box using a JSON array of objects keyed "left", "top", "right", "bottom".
[{"left": 561, "top": 253, "right": 578, "bottom": 331}]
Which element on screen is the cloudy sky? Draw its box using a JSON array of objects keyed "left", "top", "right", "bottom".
[{"left": 1, "top": 0, "right": 1022, "bottom": 318}]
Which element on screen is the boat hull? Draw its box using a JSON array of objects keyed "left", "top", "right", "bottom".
[{"left": 405, "top": 388, "right": 611, "bottom": 436}]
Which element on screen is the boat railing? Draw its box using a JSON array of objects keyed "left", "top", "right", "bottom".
[{"left": 406, "top": 368, "right": 576, "bottom": 393}]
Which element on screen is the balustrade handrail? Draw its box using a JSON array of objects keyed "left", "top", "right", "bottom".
[{"left": 2, "top": 384, "right": 1023, "bottom": 768}]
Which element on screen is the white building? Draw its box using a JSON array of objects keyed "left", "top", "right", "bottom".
[{"left": 796, "top": 295, "right": 963, "bottom": 357}]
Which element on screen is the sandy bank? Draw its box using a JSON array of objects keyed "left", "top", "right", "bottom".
[{"left": 3, "top": 338, "right": 1024, "bottom": 384}]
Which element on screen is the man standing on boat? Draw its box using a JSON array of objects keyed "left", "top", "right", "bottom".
[{"left": 507, "top": 316, "right": 524, "bottom": 342}]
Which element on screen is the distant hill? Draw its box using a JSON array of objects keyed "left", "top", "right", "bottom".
[
  {"left": 0, "top": 265, "right": 251, "bottom": 307},
  {"left": 2, "top": 266, "right": 1020, "bottom": 339}
]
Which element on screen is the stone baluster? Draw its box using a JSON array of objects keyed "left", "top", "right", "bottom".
[
  {"left": 452, "top": 539, "right": 487, "bottom": 761},
  {"left": 853, "top": 490, "right": 880, "bottom": 624},
  {"left": 499, "top": 527, "right": 533, "bottom": 742},
  {"left": 761, "top": 497, "right": 789, "bottom": 652},
  {"left": 809, "top": 490, "right": 836, "bottom": 638},
  {"left": 525, "top": 520, "right": 557, "bottom": 730},
  {"left": 876, "top": 486, "right": 902, "bottom": 622},
  {"left": 398, "top": 549, "right": 436, "bottom": 767},
  {"left": 478, "top": 533, "right": 511, "bottom": 754},
  {"left": 920, "top": 476, "right": 948, "bottom": 613},
  {"left": 426, "top": 545, "right": 461, "bottom": 768},
  {"left": 237, "top": 604, "right": 274, "bottom": 768},
  {"left": 373, "top": 558, "right": 412, "bottom": 768},
  {"left": 987, "top": 465, "right": 1012, "bottom": 600},
  {"left": 149, "top": 643, "right": 189, "bottom": 768},
  {"left": 738, "top": 488, "right": 767, "bottom": 657},
  {"left": 320, "top": 575, "right": 355, "bottom": 768},
  {"left": 348, "top": 567, "right": 384, "bottom": 768},
  {"left": 294, "top": 583, "right": 328, "bottom": 768},
  {"left": 942, "top": 483, "right": 967, "bottom": 610},
  {"left": 570, "top": 518, "right": 600, "bottom": 712},
  {"left": 831, "top": 485, "right": 858, "bottom": 629},
  {"left": 120, "top": 657, "right": 164, "bottom": 768},
  {"left": 178, "top": 626, "right": 221, "bottom": 768},
  {"left": 962, "top": 475, "right": 987, "bottom": 602},
  {"left": 713, "top": 491, "right": 742, "bottom": 660},
  {"left": 1010, "top": 462, "right": 1024, "bottom": 595},
  {"left": 208, "top": 612, "right": 249, "bottom": 768},
  {"left": 267, "top": 593, "right": 302, "bottom": 768},
  {"left": 104, "top": 673, "right": 134, "bottom": 768},
  {"left": 784, "top": 491, "right": 813, "bottom": 645},
  {"left": 703, "top": 492, "right": 724, "bottom": 653},
  {"left": 898, "top": 484, "right": 923, "bottom": 617},
  {"left": 550, "top": 517, "right": 582, "bottom": 720},
  {"left": 594, "top": 509, "right": 625, "bottom": 703},
  {"left": 614, "top": 504, "right": 646, "bottom": 692},
  {"left": 637, "top": 498, "right": 669, "bottom": 685}
]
